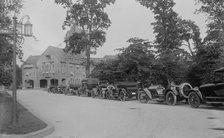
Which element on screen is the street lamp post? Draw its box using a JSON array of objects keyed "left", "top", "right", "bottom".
[
  {"left": 12, "top": 15, "right": 17, "bottom": 125},
  {"left": 11, "top": 14, "right": 32, "bottom": 125}
]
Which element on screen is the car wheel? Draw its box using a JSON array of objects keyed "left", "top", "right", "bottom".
[
  {"left": 100, "top": 91, "right": 104, "bottom": 99},
  {"left": 138, "top": 92, "right": 149, "bottom": 103},
  {"left": 166, "top": 91, "right": 177, "bottom": 106},
  {"left": 188, "top": 92, "right": 200, "bottom": 108},
  {"left": 119, "top": 89, "right": 126, "bottom": 101},
  {"left": 106, "top": 91, "right": 111, "bottom": 100},
  {"left": 91, "top": 91, "right": 95, "bottom": 98}
]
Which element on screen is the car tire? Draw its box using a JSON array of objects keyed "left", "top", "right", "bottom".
[
  {"left": 138, "top": 92, "right": 149, "bottom": 103},
  {"left": 119, "top": 89, "right": 126, "bottom": 101},
  {"left": 188, "top": 92, "right": 201, "bottom": 108},
  {"left": 166, "top": 91, "right": 177, "bottom": 106},
  {"left": 91, "top": 91, "right": 95, "bottom": 98},
  {"left": 106, "top": 91, "right": 111, "bottom": 100}
]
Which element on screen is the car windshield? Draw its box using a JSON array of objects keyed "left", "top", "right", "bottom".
[{"left": 214, "top": 67, "right": 224, "bottom": 83}]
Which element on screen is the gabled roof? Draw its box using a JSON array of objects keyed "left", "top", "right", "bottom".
[
  {"left": 42, "top": 46, "right": 86, "bottom": 64},
  {"left": 24, "top": 55, "right": 41, "bottom": 67},
  {"left": 42, "top": 46, "right": 66, "bottom": 61}
]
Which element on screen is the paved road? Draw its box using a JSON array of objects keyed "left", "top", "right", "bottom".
[{"left": 16, "top": 90, "right": 224, "bottom": 138}]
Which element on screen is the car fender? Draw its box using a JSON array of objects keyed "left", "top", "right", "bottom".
[
  {"left": 143, "top": 88, "right": 152, "bottom": 99},
  {"left": 190, "top": 88, "right": 203, "bottom": 100},
  {"left": 166, "top": 89, "right": 178, "bottom": 96},
  {"left": 107, "top": 85, "right": 116, "bottom": 90},
  {"left": 120, "top": 88, "right": 127, "bottom": 95}
]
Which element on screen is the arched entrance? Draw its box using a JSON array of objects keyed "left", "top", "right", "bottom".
[
  {"left": 40, "top": 79, "right": 47, "bottom": 88},
  {"left": 25, "top": 80, "right": 34, "bottom": 89},
  {"left": 61, "top": 78, "right": 66, "bottom": 85},
  {"left": 50, "top": 79, "right": 58, "bottom": 86}
]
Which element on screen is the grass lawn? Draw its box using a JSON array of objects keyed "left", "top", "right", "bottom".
[{"left": 0, "top": 90, "right": 47, "bottom": 134}]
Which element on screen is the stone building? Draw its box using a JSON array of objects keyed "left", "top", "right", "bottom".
[{"left": 22, "top": 46, "right": 86, "bottom": 89}]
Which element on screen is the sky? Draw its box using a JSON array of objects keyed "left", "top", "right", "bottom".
[{"left": 19, "top": 0, "right": 207, "bottom": 63}]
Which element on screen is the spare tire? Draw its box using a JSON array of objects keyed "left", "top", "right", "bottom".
[{"left": 179, "top": 83, "right": 192, "bottom": 98}]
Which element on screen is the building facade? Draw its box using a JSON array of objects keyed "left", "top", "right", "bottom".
[{"left": 22, "top": 46, "right": 86, "bottom": 89}]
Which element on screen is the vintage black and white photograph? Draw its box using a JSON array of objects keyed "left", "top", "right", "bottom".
[{"left": 0, "top": 0, "right": 224, "bottom": 138}]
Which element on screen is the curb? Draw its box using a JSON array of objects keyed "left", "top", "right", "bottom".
[{"left": 0, "top": 90, "right": 55, "bottom": 138}]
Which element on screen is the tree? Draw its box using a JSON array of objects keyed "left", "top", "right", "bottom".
[
  {"left": 117, "top": 37, "right": 155, "bottom": 82},
  {"left": 0, "top": 0, "right": 23, "bottom": 86},
  {"left": 90, "top": 59, "right": 120, "bottom": 82},
  {"left": 188, "top": 0, "right": 224, "bottom": 85},
  {"left": 136, "top": 0, "right": 192, "bottom": 86},
  {"left": 55, "top": 0, "right": 115, "bottom": 77},
  {"left": 178, "top": 19, "right": 202, "bottom": 57}
]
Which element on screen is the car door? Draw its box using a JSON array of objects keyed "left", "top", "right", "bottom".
[{"left": 214, "top": 83, "right": 224, "bottom": 96}]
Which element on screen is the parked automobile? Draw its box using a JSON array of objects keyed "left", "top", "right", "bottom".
[
  {"left": 138, "top": 82, "right": 192, "bottom": 105},
  {"left": 69, "top": 84, "right": 81, "bottom": 95},
  {"left": 93, "top": 80, "right": 109, "bottom": 98},
  {"left": 138, "top": 84, "right": 165, "bottom": 103},
  {"left": 188, "top": 67, "right": 224, "bottom": 108},
  {"left": 56, "top": 84, "right": 67, "bottom": 94},
  {"left": 78, "top": 78, "right": 99, "bottom": 97},
  {"left": 48, "top": 85, "right": 58, "bottom": 93},
  {"left": 105, "top": 71, "right": 139, "bottom": 101}
]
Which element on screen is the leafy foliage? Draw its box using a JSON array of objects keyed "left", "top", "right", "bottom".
[
  {"left": 178, "top": 19, "right": 202, "bottom": 56},
  {"left": 55, "top": 0, "right": 115, "bottom": 76},
  {"left": 0, "top": 0, "right": 23, "bottom": 86},
  {"left": 186, "top": 0, "right": 224, "bottom": 85},
  {"left": 90, "top": 59, "right": 120, "bottom": 83},
  {"left": 116, "top": 37, "right": 155, "bottom": 82},
  {"left": 136, "top": 0, "right": 192, "bottom": 86}
]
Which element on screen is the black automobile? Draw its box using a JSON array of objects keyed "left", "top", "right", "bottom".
[
  {"left": 188, "top": 67, "right": 224, "bottom": 108},
  {"left": 79, "top": 78, "right": 99, "bottom": 97},
  {"left": 105, "top": 71, "right": 139, "bottom": 101},
  {"left": 57, "top": 84, "right": 68, "bottom": 94},
  {"left": 48, "top": 85, "right": 58, "bottom": 93},
  {"left": 69, "top": 84, "right": 81, "bottom": 95},
  {"left": 94, "top": 80, "right": 109, "bottom": 98}
]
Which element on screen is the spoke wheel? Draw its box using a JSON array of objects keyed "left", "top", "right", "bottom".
[
  {"left": 91, "top": 91, "right": 95, "bottom": 98},
  {"left": 188, "top": 92, "right": 200, "bottom": 108},
  {"left": 119, "top": 90, "right": 126, "bottom": 101},
  {"left": 138, "top": 92, "right": 149, "bottom": 103},
  {"left": 106, "top": 91, "right": 111, "bottom": 100},
  {"left": 166, "top": 91, "right": 177, "bottom": 106}
]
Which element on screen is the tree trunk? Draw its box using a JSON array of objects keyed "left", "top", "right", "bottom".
[
  {"left": 86, "top": 44, "right": 90, "bottom": 77},
  {"left": 86, "top": 27, "right": 91, "bottom": 77}
]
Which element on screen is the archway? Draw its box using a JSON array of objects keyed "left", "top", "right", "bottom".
[
  {"left": 61, "top": 78, "right": 66, "bottom": 85},
  {"left": 50, "top": 79, "right": 58, "bottom": 86},
  {"left": 40, "top": 79, "right": 47, "bottom": 88}
]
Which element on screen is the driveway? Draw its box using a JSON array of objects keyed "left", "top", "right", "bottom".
[{"left": 16, "top": 90, "right": 224, "bottom": 138}]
